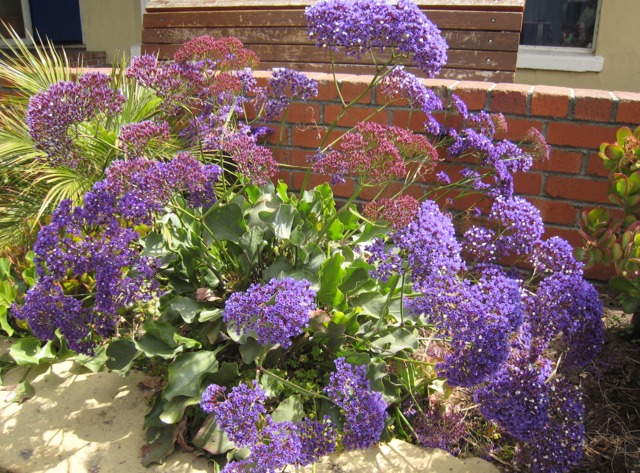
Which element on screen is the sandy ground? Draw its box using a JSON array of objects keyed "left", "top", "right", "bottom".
[{"left": 0, "top": 339, "right": 498, "bottom": 473}]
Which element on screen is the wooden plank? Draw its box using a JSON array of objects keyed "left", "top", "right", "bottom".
[
  {"left": 142, "top": 43, "right": 516, "bottom": 72},
  {"left": 147, "top": 0, "right": 524, "bottom": 12},
  {"left": 142, "top": 27, "right": 519, "bottom": 52},
  {"left": 143, "top": 10, "right": 522, "bottom": 32}
]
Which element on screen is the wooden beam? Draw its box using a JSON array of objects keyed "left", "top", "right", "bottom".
[{"left": 143, "top": 10, "right": 523, "bottom": 31}]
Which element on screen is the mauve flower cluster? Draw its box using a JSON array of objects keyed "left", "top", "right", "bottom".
[
  {"left": 173, "top": 36, "right": 259, "bottom": 70},
  {"left": 379, "top": 66, "right": 443, "bottom": 133},
  {"left": 305, "top": 0, "right": 448, "bottom": 76},
  {"left": 27, "top": 72, "right": 125, "bottom": 167},
  {"left": 200, "top": 381, "right": 337, "bottom": 472},
  {"left": 224, "top": 277, "right": 316, "bottom": 348},
  {"left": 119, "top": 120, "right": 170, "bottom": 157},
  {"left": 323, "top": 357, "right": 388, "bottom": 450},
  {"left": 313, "top": 122, "right": 436, "bottom": 185},
  {"left": 258, "top": 68, "right": 319, "bottom": 120},
  {"left": 407, "top": 400, "right": 467, "bottom": 454},
  {"left": 362, "top": 195, "right": 420, "bottom": 230},
  {"left": 222, "top": 133, "right": 279, "bottom": 185}
]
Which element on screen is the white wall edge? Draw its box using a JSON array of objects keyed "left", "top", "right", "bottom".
[{"left": 517, "top": 46, "right": 605, "bottom": 73}]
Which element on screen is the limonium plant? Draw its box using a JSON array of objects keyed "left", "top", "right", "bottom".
[{"left": 4, "top": 0, "right": 604, "bottom": 472}]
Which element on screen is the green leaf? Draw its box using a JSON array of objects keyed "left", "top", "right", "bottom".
[
  {"left": 141, "top": 231, "right": 170, "bottom": 258},
  {"left": 192, "top": 415, "right": 235, "bottom": 454},
  {"left": 163, "top": 350, "right": 219, "bottom": 401},
  {"left": 170, "top": 296, "right": 204, "bottom": 323},
  {"left": 159, "top": 395, "right": 200, "bottom": 424},
  {"left": 0, "top": 306, "right": 14, "bottom": 336},
  {"left": 0, "top": 258, "right": 10, "bottom": 279},
  {"left": 137, "top": 333, "right": 181, "bottom": 359},
  {"left": 141, "top": 425, "right": 177, "bottom": 467},
  {"left": 203, "top": 203, "right": 247, "bottom": 243},
  {"left": 259, "top": 204, "right": 299, "bottom": 241},
  {"left": 0, "top": 280, "right": 17, "bottom": 307},
  {"left": 206, "top": 361, "right": 240, "bottom": 387},
  {"left": 609, "top": 275, "right": 634, "bottom": 294},
  {"left": 621, "top": 296, "right": 640, "bottom": 314},
  {"left": 326, "top": 219, "right": 345, "bottom": 241},
  {"left": 199, "top": 308, "right": 223, "bottom": 323},
  {"left": 238, "top": 337, "right": 265, "bottom": 365},
  {"left": 317, "top": 253, "right": 346, "bottom": 307},
  {"left": 370, "top": 328, "right": 418, "bottom": 354},
  {"left": 106, "top": 339, "right": 141, "bottom": 375},
  {"left": 239, "top": 226, "right": 266, "bottom": 266},
  {"left": 271, "top": 395, "right": 305, "bottom": 423},
  {"left": 9, "top": 338, "right": 56, "bottom": 366},
  {"left": 276, "top": 180, "right": 289, "bottom": 203},
  {"left": 6, "top": 378, "right": 34, "bottom": 403},
  {"left": 74, "top": 345, "right": 108, "bottom": 372},
  {"left": 21, "top": 266, "right": 36, "bottom": 287}
]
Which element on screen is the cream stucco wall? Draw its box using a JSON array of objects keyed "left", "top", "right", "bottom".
[
  {"left": 79, "top": 0, "right": 144, "bottom": 64},
  {"left": 515, "top": 0, "right": 640, "bottom": 92}
]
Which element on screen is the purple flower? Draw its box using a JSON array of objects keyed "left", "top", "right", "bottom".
[
  {"left": 223, "top": 133, "right": 278, "bottom": 185},
  {"left": 249, "top": 419, "right": 302, "bottom": 472},
  {"left": 224, "top": 278, "right": 316, "bottom": 348},
  {"left": 530, "top": 237, "right": 583, "bottom": 276},
  {"left": 379, "top": 66, "right": 443, "bottom": 123},
  {"left": 409, "top": 401, "right": 467, "bottom": 453},
  {"left": 213, "top": 381, "right": 267, "bottom": 448},
  {"left": 489, "top": 196, "right": 544, "bottom": 256},
  {"left": 305, "top": 0, "right": 447, "bottom": 76},
  {"left": 200, "top": 384, "right": 227, "bottom": 414},
  {"left": 297, "top": 417, "right": 337, "bottom": 465},
  {"left": 119, "top": 120, "right": 170, "bottom": 157},
  {"left": 366, "top": 237, "right": 404, "bottom": 282},
  {"left": 258, "top": 68, "right": 318, "bottom": 120},
  {"left": 323, "top": 358, "right": 387, "bottom": 450},
  {"left": 26, "top": 72, "right": 125, "bottom": 168},
  {"left": 462, "top": 226, "right": 497, "bottom": 262}
]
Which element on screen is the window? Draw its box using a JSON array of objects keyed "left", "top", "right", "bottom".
[
  {"left": 517, "top": 0, "right": 603, "bottom": 72},
  {"left": 521, "top": 0, "right": 599, "bottom": 49},
  {"left": 0, "top": 0, "right": 32, "bottom": 42}
]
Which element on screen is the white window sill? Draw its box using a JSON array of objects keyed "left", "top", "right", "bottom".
[{"left": 517, "top": 45, "right": 604, "bottom": 73}]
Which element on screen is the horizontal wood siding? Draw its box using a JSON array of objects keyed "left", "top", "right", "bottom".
[{"left": 141, "top": 2, "right": 523, "bottom": 82}]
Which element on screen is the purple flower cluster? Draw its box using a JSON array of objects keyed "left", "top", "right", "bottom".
[
  {"left": 200, "top": 381, "right": 337, "bottom": 471},
  {"left": 530, "top": 236, "right": 584, "bottom": 276},
  {"left": 223, "top": 133, "right": 279, "bottom": 185},
  {"left": 27, "top": 72, "right": 125, "bottom": 167},
  {"left": 379, "top": 66, "right": 443, "bottom": 132},
  {"left": 119, "top": 120, "right": 170, "bottom": 157},
  {"left": 488, "top": 196, "right": 544, "bottom": 256},
  {"left": 462, "top": 226, "right": 497, "bottom": 262},
  {"left": 366, "top": 238, "right": 404, "bottom": 282},
  {"left": 258, "top": 68, "right": 318, "bottom": 120},
  {"left": 395, "top": 200, "right": 465, "bottom": 284},
  {"left": 224, "top": 277, "right": 316, "bottom": 348},
  {"left": 323, "top": 358, "right": 387, "bottom": 450},
  {"left": 305, "top": 0, "right": 448, "bottom": 76}
]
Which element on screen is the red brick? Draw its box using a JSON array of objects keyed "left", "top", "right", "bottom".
[
  {"left": 272, "top": 170, "right": 291, "bottom": 189},
  {"left": 573, "top": 88, "right": 614, "bottom": 122},
  {"left": 528, "top": 197, "right": 579, "bottom": 225},
  {"left": 531, "top": 149, "right": 584, "bottom": 174},
  {"left": 313, "top": 78, "right": 338, "bottom": 102},
  {"left": 542, "top": 226, "right": 583, "bottom": 247},
  {"left": 545, "top": 175, "right": 609, "bottom": 204},
  {"left": 323, "top": 104, "right": 389, "bottom": 127},
  {"left": 495, "top": 118, "right": 544, "bottom": 141},
  {"left": 513, "top": 172, "right": 543, "bottom": 196},
  {"left": 583, "top": 263, "right": 615, "bottom": 282},
  {"left": 489, "top": 83, "right": 532, "bottom": 115},
  {"left": 291, "top": 126, "right": 330, "bottom": 148},
  {"left": 392, "top": 110, "right": 429, "bottom": 130},
  {"left": 546, "top": 122, "right": 618, "bottom": 148},
  {"left": 586, "top": 152, "right": 610, "bottom": 177},
  {"left": 451, "top": 81, "right": 493, "bottom": 111},
  {"left": 264, "top": 126, "right": 288, "bottom": 145},
  {"left": 359, "top": 182, "right": 424, "bottom": 201},
  {"left": 531, "top": 85, "right": 571, "bottom": 118},
  {"left": 339, "top": 78, "right": 373, "bottom": 104},
  {"left": 292, "top": 171, "right": 355, "bottom": 198},
  {"left": 615, "top": 91, "right": 640, "bottom": 124},
  {"left": 272, "top": 148, "right": 312, "bottom": 168},
  {"left": 285, "top": 103, "right": 321, "bottom": 124}
]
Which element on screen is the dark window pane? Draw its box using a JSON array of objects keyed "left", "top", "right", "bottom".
[{"left": 520, "top": 0, "right": 598, "bottom": 48}]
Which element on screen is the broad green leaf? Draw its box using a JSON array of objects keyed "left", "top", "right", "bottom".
[
  {"left": 199, "top": 309, "right": 223, "bottom": 323},
  {"left": 272, "top": 395, "right": 305, "bottom": 423},
  {"left": 239, "top": 226, "right": 266, "bottom": 266},
  {"left": 609, "top": 275, "right": 634, "bottom": 294},
  {"left": 137, "top": 333, "right": 181, "bottom": 359},
  {"left": 106, "top": 339, "right": 141, "bottom": 375},
  {"left": 21, "top": 266, "right": 36, "bottom": 287},
  {"left": 6, "top": 378, "right": 34, "bottom": 403},
  {"left": 141, "top": 231, "right": 170, "bottom": 258},
  {"left": 0, "top": 306, "right": 14, "bottom": 336},
  {"left": 160, "top": 395, "right": 200, "bottom": 424},
  {"left": 326, "top": 219, "right": 344, "bottom": 241},
  {"left": 170, "top": 296, "right": 204, "bottom": 323},
  {"left": 276, "top": 180, "right": 289, "bottom": 202},
  {"left": 317, "top": 253, "right": 346, "bottom": 307},
  {"left": 370, "top": 327, "right": 418, "bottom": 354},
  {"left": 141, "top": 425, "right": 177, "bottom": 467},
  {"left": 621, "top": 296, "right": 640, "bottom": 314},
  {"left": 193, "top": 415, "right": 235, "bottom": 454},
  {"left": 203, "top": 203, "right": 247, "bottom": 243},
  {"left": 238, "top": 337, "right": 266, "bottom": 365},
  {"left": 206, "top": 361, "right": 240, "bottom": 387},
  {"left": 260, "top": 369, "right": 285, "bottom": 397},
  {"left": 9, "top": 338, "right": 56, "bottom": 366},
  {"left": 259, "top": 204, "right": 299, "bottom": 240},
  {"left": 0, "top": 280, "right": 17, "bottom": 307},
  {"left": 0, "top": 258, "right": 10, "bottom": 279},
  {"left": 74, "top": 345, "right": 108, "bottom": 372},
  {"left": 163, "top": 350, "right": 219, "bottom": 401}
]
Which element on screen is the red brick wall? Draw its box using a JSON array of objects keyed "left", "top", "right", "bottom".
[{"left": 252, "top": 72, "right": 640, "bottom": 279}]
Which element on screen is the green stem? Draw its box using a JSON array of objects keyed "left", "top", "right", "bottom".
[{"left": 259, "top": 367, "right": 331, "bottom": 401}]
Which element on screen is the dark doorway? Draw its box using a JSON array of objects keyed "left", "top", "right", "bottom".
[{"left": 29, "top": 0, "right": 82, "bottom": 44}]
